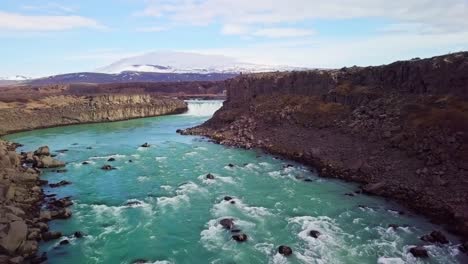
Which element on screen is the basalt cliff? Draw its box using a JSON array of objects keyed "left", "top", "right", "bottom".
[
  {"left": 182, "top": 52, "right": 468, "bottom": 239},
  {"left": 0, "top": 94, "right": 187, "bottom": 136}
]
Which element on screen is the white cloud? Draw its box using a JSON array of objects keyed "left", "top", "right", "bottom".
[
  {"left": 253, "top": 27, "right": 314, "bottom": 38},
  {"left": 21, "top": 2, "right": 78, "bottom": 14},
  {"left": 189, "top": 31, "right": 468, "bottom": 68},
  {"left": 0, "top": 11, "right": 105, "bottom": 31},
  {"left": 136, "top": 26, "right": 168, "bottom": 32},
  {"left": 140, "top": 0, "right": 468, "bottom": 36},
  {"left": 221, "top": 24, "right": 249, "bottom": 35}
]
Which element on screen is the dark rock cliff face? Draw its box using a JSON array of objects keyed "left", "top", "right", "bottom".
[
  {"left": 183, "top": 52, "right": 468, "bottom": 239},
  {"left": 228, "top": 52, "right": 468, "bottom": 102},
  {"left": 0, "top": 94, "right": 187, "bottom": 135}
]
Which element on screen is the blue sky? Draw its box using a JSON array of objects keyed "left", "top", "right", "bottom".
[{"left": 1, "top": 0, "right": 468, "bottom": 77}]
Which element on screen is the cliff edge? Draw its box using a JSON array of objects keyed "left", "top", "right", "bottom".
[{"left": 0, "top": 94, "right": 187, "bottom": 136}]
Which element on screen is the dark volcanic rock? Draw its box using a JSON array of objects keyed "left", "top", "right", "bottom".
[
  {"left": 232, "top": 233, "right": 248, "bottom": 242},
  {"left": 50, "top": 197, "right": 73, "bottom": 208},
  {"left": 101, "top": 165, "right": 116, "bottom": 170},
  {"left": 409, "top": 246, "right": 429, "bottom": 258},
  {"left": 59, "top": 240, "right": 70, "bottom": 245},
  {"left": 74, "top": 231, "right": 84, "bottom": 238},
  {"left": 278, "top": 245, "right": 293, "bottom": 256},
  {"left": 309, "top": 230, "right": 321, "bottom": 238},
  {"left": 49, "top": 180, "right": 71, "bottom": 188},
  {"left": 220, "top": 218, "right": 234, "bottom": 230},
  {"left": 420, "top": 230, "right": 449, "bottom": 244}
]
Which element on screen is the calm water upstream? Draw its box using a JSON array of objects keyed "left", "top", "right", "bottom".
[{"left": 4, "top": 101, "right": 466, "bottom": 264}]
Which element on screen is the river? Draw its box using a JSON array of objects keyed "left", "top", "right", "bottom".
[{"left": 4, "top": 100, "right": 464, "bottom": 264}]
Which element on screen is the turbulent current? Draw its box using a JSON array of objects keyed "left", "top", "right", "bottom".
[{"left": 5, "top": 101, "right": 466, "bottom": 264}]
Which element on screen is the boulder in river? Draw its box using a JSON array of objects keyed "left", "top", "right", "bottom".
[
  {"left": 409, "top": 246, "right": 429, "bottom": 258},
  {"left": 223, "top": 196, "right": 233, "bottom": 201},
  {"left": 232, "top": 233, "right": 248, "bottom": 242},
  {"left": 42, "top": 231, "right": 62, "bottom": 241},
  {"left": 101, "top": 165, "right": 116, "bottom": 170},
  {"left": 34, "top": 156, "right": 65, "bottom": 168},
  {"left": 74, "top": 231, "right": 84, "bottom": 238},
  {"left": 309, "top": 230, "right": 321, "bottom": 238},
  {"left": 49, "top": 180, "right": 71, "bottom": 188},
  {"left": 50, "top": 197, "right": 73, "bottom": 208},
  {"left": 278, "top": 245, "right": 293, "bottom": 256},
  {"left": 206, "top": 173, "right": 215, "bottom": 180},
  {"left": 34, "top": 146, "right": 50, "bottom": 156},
  {"left": 420, "top": 230, "right": 449, "bottom": 244},
  {"left": 220, "top": 218, "right": 234, "bottom": 230},
  {"left": 141, "top": 143, "right": 150, "bottom": 148},
  {"left": 107, "top": 157, "right": 116, "bottom": 162}
]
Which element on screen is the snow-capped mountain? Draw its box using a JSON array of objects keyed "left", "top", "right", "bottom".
[
  {"left": 97, "top": 51, "right": 304, "bottom": 74},
  {"left": 0, "top": 75, "right": 31, "bottom": 81}
]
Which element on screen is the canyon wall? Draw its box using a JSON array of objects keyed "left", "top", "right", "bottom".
[
  {"left": 183, "top": 52, "right": 468, "bottom": 239},
  {"left": 228, "top": 52, "right": 468, "bottom": 102},
  {"left": 0, "top": 94, "right": 187, "bottom": 135}
]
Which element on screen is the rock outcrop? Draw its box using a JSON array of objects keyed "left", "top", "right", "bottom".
[
  {"left": 0, "top": 94, "right": 187, "bottom": 135},
  {"left": 182, "top": 52, "right": 468, "bottom": 239},
  {"left": 0, "top": 141, "right": 62, "bottom": 262}
]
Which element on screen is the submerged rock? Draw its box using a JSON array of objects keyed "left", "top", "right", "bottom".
[
  {"left": 49, "top": 180, "right": 71, "bottom": 188},
  {"left": 74, "top": 231, "right": 84, "bottom": 238},
  {"left": 107, "top": 157, "right": 116, "bottom": 162},
  {"left": 101, "top": 165, "right": 116, "bottom": 170},
  {"left": 278, "top": 245, "right": 293, "bottom": 256},
  {"left": 220, "top": 218, "right": 234, "bottom": 230},
  {"left": 206, "top": 173, "right": 215, "bottom": 180},
  {"left": 59, "top": 240, "right": 70, "bottom": 245},
  {"left": 125, "top": 201, "right": 141, "bottom": 206},
  {"left": 223, "top": 196, "right": 233, "bottom": 201},
  {"left": 409, "top": 246, "right": 429, "bottom": 258},
  {"left": 141, "top": 143, "right": 150, "bottom": 148},
  {"left": 232, "top": 233, "right": 248, "bottom": 242}
]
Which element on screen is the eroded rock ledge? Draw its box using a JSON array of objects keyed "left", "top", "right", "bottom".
[
  {"left": 0, "top": 94, "right": 187, "bottom": 136},
  {"left": 0, "top": 141, "right": 69, "bottom": 263},
  {"left": 182, "top": 52, "right": 468, "bottom": 239}
]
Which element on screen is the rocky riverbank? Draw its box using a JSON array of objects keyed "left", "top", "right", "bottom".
[
  {"left": 0, "top": 94, "right": 189, "bottom": 262},
  {"left": 0, "top": 141, "right": 73, "bottom": 263},
  {"left": 181, "top": 52, "right": 468, "bottom": 243},
  {"left": 0, "top": 94, "right": 187, "bottom": 136}
]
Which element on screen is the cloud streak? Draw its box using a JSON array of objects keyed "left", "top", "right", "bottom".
[
  {"left": 140, "top": 0, "right": 468, "bottom": 36},
  {"left": 0, "top": 11, "right": 105, "bottom": 31}
]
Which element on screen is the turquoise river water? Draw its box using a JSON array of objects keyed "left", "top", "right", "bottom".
[{"left": 4, "top": 101, "right": 467, "bottom": 264}]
